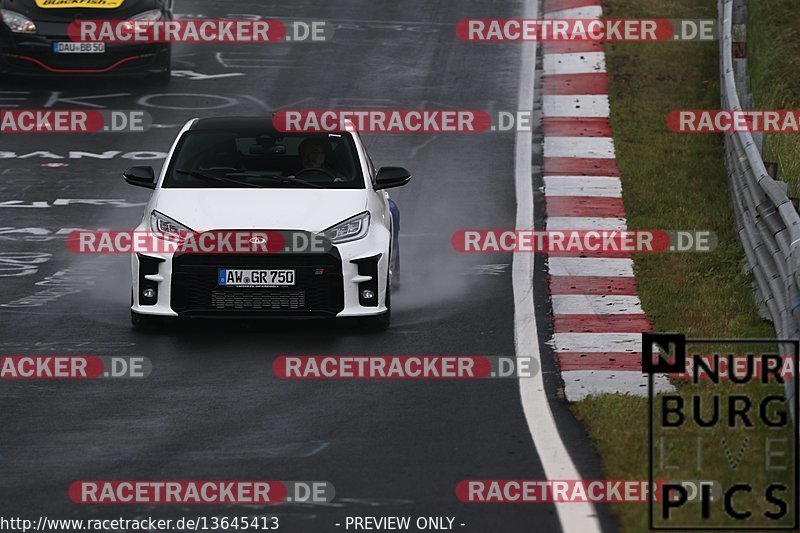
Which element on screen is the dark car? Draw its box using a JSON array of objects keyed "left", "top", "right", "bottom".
[{"left": 0, "top": 0, "right": 171, "bottom": 78}]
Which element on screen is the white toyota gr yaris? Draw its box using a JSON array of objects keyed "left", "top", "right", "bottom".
[{"left": 125, "top": 117, "right": 410, "bottom": 329}]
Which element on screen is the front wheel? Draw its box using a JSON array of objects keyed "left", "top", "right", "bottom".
[
  {"left": 391, "top": 245, "right": 400, "bottom": 291},
  {"left": 131, "top": 310, "right": 163, "bottom": 330},
  {"left": 149, "top": 47, "right": 172, "bottom": 83}
]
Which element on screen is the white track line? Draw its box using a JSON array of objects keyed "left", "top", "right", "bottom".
[
  {"left": 561, "top": 370, "right": 673, "bottom": 401},
  {"left": 543, "top": 95, "right": 610, "bottom": 117},
  {"left": 552, "top": 295, "right": 644, "bottom": 315},
  {"left": 548, "top": 257, "right": 635, "bottom": 277},
  {"left": 544, "top": 137, "right": 615, "bottom": 159},
  {"left": 553, "top": 332, "right": 643, "bottom": 353},
  {"left": 544, "top": 6, "right": 604, "bottom": 19},
  {"left": 515, "top": 1, "right": 601, "bottom": 530},
  {"left": 544, "top": 176, "right": 622, "bottom": 197},
  {"left": 546, "top": 216, "right": 627, "bottom": 231},
  {"left": 543, "top": 52, "right": 607, "bottom": 75}
]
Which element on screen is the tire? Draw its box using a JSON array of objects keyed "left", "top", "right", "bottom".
[
  {"left": 131, "top": 310, "right": 163, "bottom": 330},
  {"left": 156, "top": 67, "right": 171, "bottom": 82},
  {"left": 149, "top": 47, "right": 172, "bottom": 83},
  {"left": 390, "top": 239, "right": 400, "bottom": 291}
]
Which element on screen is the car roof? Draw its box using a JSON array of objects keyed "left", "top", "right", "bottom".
[
  {"left": 190, "top": 116, "right": 355, "bottom": 135},
  {"left": 191, "top": 116, "right": 278, "bottom": 131}
]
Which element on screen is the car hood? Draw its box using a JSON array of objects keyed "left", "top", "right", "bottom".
[
  {"left": 0, "top": 0, "right": 162, "bottom": 22},
  {"left": 152, "top": 189, "right": 369, "bottom": 233}
]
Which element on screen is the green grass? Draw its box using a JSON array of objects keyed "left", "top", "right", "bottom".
[
  {"left": 568, "top": 0, "right": 795, "bottom": 530},
  {"left": 748, "top": 0, "right": 800, "bottom": 196}
]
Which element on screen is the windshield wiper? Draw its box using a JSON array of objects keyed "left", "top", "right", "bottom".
[
  {"left": 175, "top": 169, "right": 266, "bottom": 188},
  {"left": 176, "top": 169, "right": 325, "bottom": 189},
  {"left": 226, "top": 172, "right": 325, "bottom": 189}
]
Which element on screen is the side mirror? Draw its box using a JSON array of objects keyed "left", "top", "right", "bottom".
[
  {"left": 123, "top": 166, "right": 156, "bottom": 189},
  {"left": 374, "top": 167, "right": 411, "bottom": 190}
]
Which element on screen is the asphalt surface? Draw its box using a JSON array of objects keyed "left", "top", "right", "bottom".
[{"left": 0, "top": 1, "right": 613, "bottom": 531}]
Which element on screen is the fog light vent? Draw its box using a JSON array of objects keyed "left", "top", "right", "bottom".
[{"left": 350, "top": 254, "right": 381, "bottom": 307}]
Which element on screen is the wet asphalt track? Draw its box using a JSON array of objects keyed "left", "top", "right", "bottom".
[{"left": 0, "top": 1, "right": 615, "bottom": 531}]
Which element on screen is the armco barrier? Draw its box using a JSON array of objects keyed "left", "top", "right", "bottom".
[{"left": 719, "top": 0, "right": 800, "bottom": 412}]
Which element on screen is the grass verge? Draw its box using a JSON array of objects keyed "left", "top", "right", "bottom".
[
  {"left": 748, "top": 0, "right": 800, "bottom": 197},
  {"left": 567, "top": 0, "right": 794, "bottom": 530}
]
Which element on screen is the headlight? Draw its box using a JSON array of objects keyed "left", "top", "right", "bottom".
[
  {"left": 323, "top": 212, "right": 371, "bottom": 244},
  {"left": 121, "top": 9, "right": 163, "bottom": 32},
  {"left": 131, "top": 9, "right": 164, "bottom": 21},
  {"left": 0, "top": 10, "right": 36, "bottom": 34},
  {"left": 150, "top": 210, "right": 193, "bottom": 241}
]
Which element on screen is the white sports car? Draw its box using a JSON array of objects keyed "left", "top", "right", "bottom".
[{"left": 125, "top": 117, "right": 409, "bottom": 329}]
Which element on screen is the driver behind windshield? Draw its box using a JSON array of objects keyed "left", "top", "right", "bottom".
[{"left": 289, "top": 137, "right": 346, "bottom": 182}]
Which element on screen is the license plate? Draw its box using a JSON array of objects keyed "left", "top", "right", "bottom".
[
  {"left": 218, "top": 269, "right": 295, "bottom": 287},
  {"left": 54, "top": 41, "right": 105, "bottom": 54}
]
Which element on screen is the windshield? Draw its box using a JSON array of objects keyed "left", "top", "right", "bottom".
[{"left": 163, "top": 130, "right": 365, "bottom": 189}]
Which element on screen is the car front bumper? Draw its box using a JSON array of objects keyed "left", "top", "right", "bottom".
[{"left": 130, "top": 229, "right": 390, "bottom": 319}]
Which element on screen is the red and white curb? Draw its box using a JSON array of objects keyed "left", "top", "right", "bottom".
[{"left": 541, "top": 0, "right": 672, "bottom": 401}]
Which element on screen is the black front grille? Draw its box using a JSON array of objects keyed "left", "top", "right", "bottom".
[
  {"left": 171, "top": 252, "right": 344, "bottom": 317},
  {"left": 210, "top": 290, "right": 306, "bottom": 310}
]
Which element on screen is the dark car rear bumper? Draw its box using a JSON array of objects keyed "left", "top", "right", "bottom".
[{"left": 0, "top": 31, "right": 170, "bottom": 75}]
